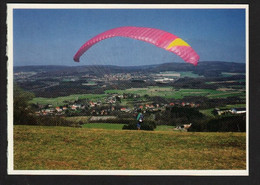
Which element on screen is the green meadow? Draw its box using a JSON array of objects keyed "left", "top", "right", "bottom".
[
  {"left": 14, "top": 125, "right": 246, "bottom": 170},
  {"left": 30, "top": 86, "right": 245, "bottom": 106},
  {"left": 105, "top": 87, "right": 244, "bottom": 99},
  {"left": 81, "top": 123, "right": 175, "bottom": 131},
  {"left": 29, "top": 94, "right": 106, "bottom": 106},
  {"left": 221, "top": 72, "right": 245, "bottom": 77},
  {"left": 82, "top": 123, "right": 124, "bottom": 130},
  {"left": 158, "top": 71, "right": 203, "bottom": 78}
]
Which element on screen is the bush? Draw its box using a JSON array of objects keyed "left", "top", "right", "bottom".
[
  {"left": 188, "top": 119, "right": 209, "bottom": 132},
  {"left": 122, "top": 120, "right": 156, "bottom": 131},
  {"left": 14, "top": 85, "right": 35, "bottom": 125},
  {"left": 189, "top": 115, "right": 246, "bottom": 132},
  {"left": 206, "top": 115, "right": 246, "bottom": 132},
  {"left": 16, "top": 115, "right": 81, "bottom": 127}
]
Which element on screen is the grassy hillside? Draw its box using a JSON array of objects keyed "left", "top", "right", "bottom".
[
  {"left": 82, "top": 123, "right": 124, "bottom": 130},
  {"left": 81, "top": 123, "right": 175, "bottom": 131},
  {"left": 14, "top": 125, "right": 246, "bottom": 170}
]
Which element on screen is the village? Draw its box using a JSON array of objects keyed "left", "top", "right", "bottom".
[
  {"left": 34, "top": 92, "right": 202, "bottom": 117},
  {"left": 33, "top": 92, "right": 245, "bottom": 120}
]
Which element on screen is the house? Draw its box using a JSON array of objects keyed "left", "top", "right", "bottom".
[
  {"left": 71, "top": 105, "right": 77, "bottom": 110},
  {"left": 71, "top": 104, "right": 81, "bottom": 110},
  {"left": 89, "top": 101, "right": 96, "bottom": 107},
  {"left": 231, "top": 108, "right": 246, "bottom": 114},
  {"left": 55, "top": 107, "right": 62, "bottom": 112},
  {"left": 47, "top": 104, "right": 53, "bottom": 108},
  {"left": 120, "top": 107, "right": 131, "bottom": 112},
  {"left": 44, "top": 109, "right": 51, "bottom": 113},
  {"left": 213, "top": 108, "right": 231, "bottom": 115},
  {"left": 120, "top": 107, "right": 126, "bottom": 111},
  {"left": 41, "top": 108, "right": 54, "bottom": 115},
  {"left": 190, "top": 103, "right": 195, "bottom": 107},
  {"left": 101, "top": 110, "right": 108, "bottom": 115},
  {"left": 145, "top": 104, "right": 154, "bottom": 109}
]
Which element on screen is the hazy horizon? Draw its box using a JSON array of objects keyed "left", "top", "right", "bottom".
[{"left": 13, "top": 60, "right": 246, "bottom": 67}]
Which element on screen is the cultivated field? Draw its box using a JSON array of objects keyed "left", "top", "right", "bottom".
[
  {"left": 14, "top": 125, "right": 246, "bottom": 170},
  {"left": 29, "top": 94, "right": 106, "bottom": 106},
  {"left": 106, "top": 86, "right": 244, "bottom": 99},
  {"left": 30, "top": 86, "right": 245, "bottom": 106}
]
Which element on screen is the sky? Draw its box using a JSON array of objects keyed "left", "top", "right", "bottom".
[{"left": 13, "top": 7, "right": 246, "bottom": 66}]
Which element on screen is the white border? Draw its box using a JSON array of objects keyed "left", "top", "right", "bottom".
[
  {"left": 7, "top": 4, "right": 249, "bottom": 9},
  {"left": 7, "top": 4, "right": 249, "bottom": 176},
  {"left": 11, "top": 170, "right": 248, "bottom": 176},
  {"left": 245, "top": 5, "right": 249, "bottom": 175},
  {"left": 7, "top": 3, "right": 14, "bottom": 175}
]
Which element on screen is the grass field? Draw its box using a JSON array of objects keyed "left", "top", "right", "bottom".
[
  {"left": 154, "top": 125, "right": 175, "bottom": 131},
  {"left": 178, "top": 71, "right": 203, "bottom": 78},
  {"left": 14, "top": 125, "right": 246, "bottom": 170},
  {"left": 81, "top": 123, "right": 175, "bottom": 131},
  {"left": 64, "top": 117, "right": 175, "bottom": 131},
  {"left": 221, "top": 72, "right": 245, "bottom": 77},
  {"left": 29, "top": 94, "right": 106, "bottom": 106},
  {"left": 159, "top": 71, "right": 203, "bottom": 78},
  {"left": 82, "top": 123, "right": 124, "bottom": 130},
  {"left": 64, "top": 116, "right": 91, "bottom": 123},
  {"left": 30, "top": 85, "right": 245, "bottom": 106},
  {"left": 106, "top": 87, "right": 245, "bottom": 99}
]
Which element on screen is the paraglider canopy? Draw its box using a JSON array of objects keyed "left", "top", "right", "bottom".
[{"left": 74, "top": 26, "right": 199, "bottom": 66}]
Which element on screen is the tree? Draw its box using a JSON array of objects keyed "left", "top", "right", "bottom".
[
  {"left": 115, "top": 96, "right": 121, "bottom": 103},
  {"left": 13, "top": 84, "right": 35, "bottom": 125},
  {"left": 13, "top": 84, "right": 78, "bottom": 127}
]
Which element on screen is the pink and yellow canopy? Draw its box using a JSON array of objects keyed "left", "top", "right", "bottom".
[{"left": 74, "top": 26, "right": 199, "bottom": 66}]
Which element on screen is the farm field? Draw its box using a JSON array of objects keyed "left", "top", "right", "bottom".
[
  {"left": 29, "top": 94, "right": 106, "bottom": 106},
  {"left": 105, "top": 87, "right": 244, "bottom": 99},
  {"left": 30, "top": 86, "right": 245, "bottom": 106},
  {"left": 159, "top": 71, "right": 203, "bottom": 78},
  {"left": 178, "top": 71, "right": 203, "bottom": 78},
  {"left": 14, "top": 125, "right": 246, "bottom": 170},
  {"left": 221, "top": 72, "right": 245, "bottom": 77}
]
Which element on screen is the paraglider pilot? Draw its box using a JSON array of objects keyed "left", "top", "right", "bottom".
[{"left": 136, "top": 111, "right": 144, "bottom": 130}]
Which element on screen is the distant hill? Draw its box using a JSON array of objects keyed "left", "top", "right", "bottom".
[
  {"left": 14, "top": 61, "right": 245, "bottom": 77},
  {"left": 14, "top": 65, "right": 72, "bottom": 73}
]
